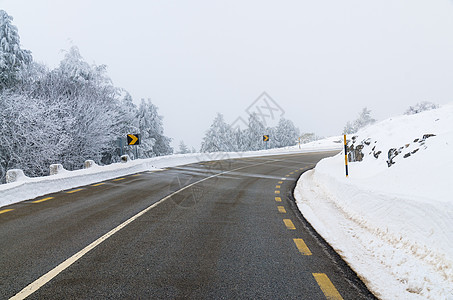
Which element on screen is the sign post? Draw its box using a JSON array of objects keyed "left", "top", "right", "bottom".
[{"left": 344, "top": 134, "right": 349, "bottom": 177}]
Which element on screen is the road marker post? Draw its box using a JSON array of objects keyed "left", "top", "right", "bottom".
[{"left": 344, "top": 134, "right": 349, "bottom": 177}]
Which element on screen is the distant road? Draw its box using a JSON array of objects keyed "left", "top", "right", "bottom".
[{"left": 0, "top": 152, "right": 376, "bottom": 299}]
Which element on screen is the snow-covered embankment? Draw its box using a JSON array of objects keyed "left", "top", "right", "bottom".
[
  {"left": 0, "top": 139, "right": 341, "bottom": 209},
  {"left": 295, "top": 104, "right": 453, "bottom": 299}
]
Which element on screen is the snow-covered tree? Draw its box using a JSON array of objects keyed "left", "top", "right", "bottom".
[
  {"left": 404, "top": 101, "right": 439, "bottom": 115},
  {"left": 0, "top": 37, "right": 173, "bottom": 181},
  {"left": 273, "top": 118, "right": 300, "bottom": 148},
  {"left": 47, "top": 47, "right": 120, "bottom": 168},
  {"left": 232, "top": 127, "right": 246, "bottom": 152},
  {"left": 136, "top": 98, "right": 172, "bottom": 158},
  {"left": 200, "top": 113, "right": 234, "bottom": 152},
  {"left": 0, "top": 92, "right": 66, "bottom": 181},
  {"left": 0, "top": 10, "right": 32, "bottom": 90},
  {"left": 299, "top": 132, "right": 319, "bottom": 144},
  {"left": 343, "top": 107, "right": 376, "bottom": 134},
  {"left": 117, "top": 92, "right": 139, "bottom": 136},
  {"left": 243, "top": 113, "right": 266, "bottom": 151},
  {"left": 178, "top": 141, "right": 190, "bottom": 154}
]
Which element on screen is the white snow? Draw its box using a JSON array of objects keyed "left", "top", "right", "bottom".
[
  {"left": 8, "top": 102, "right": 453, "bottom": 299},
  {"left": 0, "top": 138, "right": 341, "bottom": 209},
  {"left": 295, "top": 103, "right": 453, "bottom": 299}
]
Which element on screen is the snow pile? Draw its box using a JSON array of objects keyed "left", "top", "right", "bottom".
[
  {"left": 295, "top": 103, "right": 453, "bottom": 299},
  {"left": 0, "top": 137, "right": 341, "bottom": 209}
]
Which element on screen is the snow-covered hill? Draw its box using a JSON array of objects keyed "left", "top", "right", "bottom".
[{"left": 295, "top": 103, "right": 453, "bottom": 299}]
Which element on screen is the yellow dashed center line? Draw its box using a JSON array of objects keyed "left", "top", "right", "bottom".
[
  {"left": 289, "top": 172, "right": 294, "bottom": 175},
  {"left": 283, "top": 219, "right": 296, "bottom": 230},
  {"left": 277, "top": 206, "right": 286, "bottom": 213},
  {"left": 92, "top": 183, "right": 105, "bottom": 187},
  {"left": 275, "top": 190, "right": 280, "bottom": 194},
  {"left": 285, "top": 175, "right": 290, "bottom": 177},
  {"left": 275, "top": 197, "right": 282, "bottom": 202},
  {"left": 66, "top": 189, "right": 83, "bottom": 194},
  {"left": 113, "top": 178, "right": 125, "bottom": 182},
  {"left": 278, "top": 181, "right": 283, "bottom": 184},
  {"left": 0, "top": 209, "right": 14, "bottom": 214},
  {"left": 131, "top": 174, "right": 141, "bottom": 177},
  {"left": 276, "top": 185, "right": 281, "bottom": 189},
  {"left": 313, "top": 273, "right": 344, "bottom": 300},
  {"left": 33, "top": 197, "right": 54, "bottom": 203},
  {"left": 293, "top": 238, "right": 312, "bottom": 255}
]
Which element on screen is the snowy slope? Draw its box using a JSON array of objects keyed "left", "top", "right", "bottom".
[
  {"left": 295, "top": 104, "right": 453, "bottom": 299},
  {"left": 0, "top": 138, "right": 341, "bottom": 209}
]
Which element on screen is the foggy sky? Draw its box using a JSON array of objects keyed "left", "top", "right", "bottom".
[{"left": 2, "top": 0, "right": 453, "bottom": 149}]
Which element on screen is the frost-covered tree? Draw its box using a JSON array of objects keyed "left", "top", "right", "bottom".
[
  {"left": 0, "top": 10, "right": 32, "bottom": 90},
  {"left": 343, "top": 107, "right": 376, "bottom": 134},
  {"left": 200, "top": 113, "right": 302, "bottom": 153},
  {"left": 404, "top": 101, "right": 439, "bottom": 115},
  {"left": 243, "top": 113, "right": 266, "bottom": 151},
  {"left": 232, "top": 127, "right": 246, "bottom": 152},
  {"left": 47, "top": 47, "right": 120, "bottom": 168},
  {"left": 178, "top": 141, "right": 190, "bottom": 154},
  {"left": 0, "top": 92, "right": 66, "bottom": 181},
  {"left": 299, "top": 132, "right": 319, "bottom": 144},
  {"left": 136, "top": 99, "right": 172, "bottom": 158},
  {"left": 0, "top": 38, "right": 173, "bottom": 181},
  {"left": 273, "top": 118, "right": 300, "bottom": 148},
  {"left": 117, "top": 92, "right": 139, "bottom": 136},
  {"left": 200, "top": 113, "right": 234, "bottom": 152}
]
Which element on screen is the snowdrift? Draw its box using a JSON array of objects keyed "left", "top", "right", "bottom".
[{"left": 295, "top": 104, "right": 453, "bottom": 299}]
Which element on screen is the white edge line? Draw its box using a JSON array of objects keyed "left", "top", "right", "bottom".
[{"left": 10, "top": 160, "right": 269, "bottom": 300}]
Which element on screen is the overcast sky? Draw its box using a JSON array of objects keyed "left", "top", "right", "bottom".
[{"left": 2, "top": 0, "right": 453, "bottom": 149}]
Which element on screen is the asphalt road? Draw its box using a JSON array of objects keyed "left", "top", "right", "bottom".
[{"left": 0, "top": 152, "right": 377, "bottom": 299}]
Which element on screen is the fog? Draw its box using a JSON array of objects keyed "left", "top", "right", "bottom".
[{"left": 2, "top": 0, "right": 453, "bottom": 149}]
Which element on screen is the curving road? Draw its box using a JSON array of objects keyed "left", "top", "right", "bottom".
[{"left": 0, "top": 152, "right": 376, "bottom": 299}]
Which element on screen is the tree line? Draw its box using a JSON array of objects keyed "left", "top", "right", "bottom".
[
  {"left": 199, "top": 113, "right": 301, "bottom": 153},
  {"left": 0, "top": 10, "right": 172, "bottom": 182}
]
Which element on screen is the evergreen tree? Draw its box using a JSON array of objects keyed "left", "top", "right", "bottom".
[
  {"left": 0, "top": 10, "right": 32, "bottom": 90},
  {"left": 200, "top": 113, "right": 234, "bottom": 152},
  {"left": 243, "top": 113, "right": 266, "bottom": 151},
  {"left": 232, "top": 127, "right": 245, "bottom": 152},
  {"left": 273, "top": 118, "right": 300, "bottom": 148},
  {"left": 118, "top": 92, "right": 139, "bottom": 135},
  {"left": 137, "top": 99, "right": 172, "bottom": 158},
  {"left": 178, "top": 141, "right": 190, "bottom": 154}
]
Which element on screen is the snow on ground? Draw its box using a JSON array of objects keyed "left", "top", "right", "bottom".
[
  {"left": 0, "top": 137, "right": 341, "bottom": 209},
  {"left": 295, "top": 104, "right": 453, "bottom": 299}
]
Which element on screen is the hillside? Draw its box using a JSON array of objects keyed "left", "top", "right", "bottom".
[{"left": 295, "top": 103, "right": 453, "bottom": 299}]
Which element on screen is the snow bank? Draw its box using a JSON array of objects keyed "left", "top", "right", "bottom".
[
  {"left": 295, "top": 104, "right": 453, "bottom": 299},
  {"left": 0, "top": 138, "right": 341, "bottom": 208}
]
